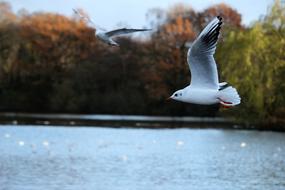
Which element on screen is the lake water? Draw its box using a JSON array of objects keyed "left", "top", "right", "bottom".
[{"left": 0, "top": 125, "right": 285, "bottom": 190}]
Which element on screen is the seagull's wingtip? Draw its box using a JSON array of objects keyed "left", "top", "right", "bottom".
[
  {"left": 217, "top": 16, "right": 222, "bottom": 21},
  {"left": 166, "top": 97, "right": 172, "bottom": 101},
  {"left": 138, "top": 28, "right": 152, "bottom": 31}
]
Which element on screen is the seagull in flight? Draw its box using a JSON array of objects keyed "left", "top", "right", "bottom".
[
  {"left": 169, "top": 16, "right": 241, "bottom": 108},
  {"left": 73, "top": 9, "right": 151, "bottom": 47}
]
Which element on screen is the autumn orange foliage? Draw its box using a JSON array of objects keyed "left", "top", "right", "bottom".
[{"left": 0, "top": 2, "right": 242, "bottom": 116}]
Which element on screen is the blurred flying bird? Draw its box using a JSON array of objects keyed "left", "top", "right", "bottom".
[
  {"left": 169, "top": 16, "right": 241, "bottom": 108},
  {"left": 73, "top": 8, "right": 151, "bottom": 47}
]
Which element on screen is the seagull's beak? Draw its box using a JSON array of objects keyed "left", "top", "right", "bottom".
[{"left": 166, "top": 97, "right": 172, "bottom": 101}]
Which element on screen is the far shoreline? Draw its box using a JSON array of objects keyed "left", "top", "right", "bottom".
[{"left": 0, "top": 112, "right": 284, "bottom": 132}]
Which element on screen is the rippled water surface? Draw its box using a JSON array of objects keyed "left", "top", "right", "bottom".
[{"left": 0, "top": 125, "right": 285, "bottom": 190}]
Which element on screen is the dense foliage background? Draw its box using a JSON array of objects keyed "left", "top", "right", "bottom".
[{"left": 0, "top": 1, "right": 284, "bottom": 125}]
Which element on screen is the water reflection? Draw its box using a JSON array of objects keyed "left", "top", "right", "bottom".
[
  {"left": 42, "top": 141, "right": 49, "bottom": 147},
  {"left": 240, "top": 142, "right": 247, "bottom": 148},
  {"left": 0, "top": 126, "right": 285, "bottom": 190},
  {"left": 18, "top": 141, "right": 25, "bottom": 146}
]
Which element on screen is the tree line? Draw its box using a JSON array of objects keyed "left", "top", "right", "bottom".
[{"left": 0, "top": 1, "right": 284, "bottom": 126}]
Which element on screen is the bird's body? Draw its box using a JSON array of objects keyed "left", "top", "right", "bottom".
[
  {"left": 170, "top": 16, "right": 241, "bottom": 107},
  {"left": 73, "top": 9, "right": 151, "bottom": 46},
  {"left": 175, "top": 86, "right": 219, "bottom": 105},
  {"left": 96, "top": 32, "right": 119, "bottom": 46}
]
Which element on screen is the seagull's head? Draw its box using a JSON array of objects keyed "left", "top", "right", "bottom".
[
  {"left": 169, "top": 89, "right": 184, "bottom": 101},
  {"left": 108, "top": 41, "right": 119, "bottom": 47}
]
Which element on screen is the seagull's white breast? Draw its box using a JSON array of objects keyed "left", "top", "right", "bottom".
[{"left": 182, "top": 87, "right": 219, "bottom": 105}]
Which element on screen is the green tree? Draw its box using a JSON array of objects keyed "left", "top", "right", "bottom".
[{"left": 217, "top": 0, "right": 285, "bottom": 125}]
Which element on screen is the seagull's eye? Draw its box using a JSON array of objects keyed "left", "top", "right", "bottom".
[{"left": 174, "top": 94, "right": 178, "bottom": 97}]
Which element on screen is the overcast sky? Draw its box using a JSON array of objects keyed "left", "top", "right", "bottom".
[{"left": 7, "top": 0, "right": 274, "bottom": 29}]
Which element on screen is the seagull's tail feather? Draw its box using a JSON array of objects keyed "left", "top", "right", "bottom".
[{"left": 218, "top": 86, "right": 241, "bottom": 107}]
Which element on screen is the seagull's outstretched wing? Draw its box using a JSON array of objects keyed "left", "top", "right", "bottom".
[
  {"left": 105, "top": 28, "right": 151, "bottom": 37},
  {"left": 187, "top": 16, "right": 223, "bottom": 89},
  {"left": 72, "top": 8, "right": 106, "bottom": 32}
]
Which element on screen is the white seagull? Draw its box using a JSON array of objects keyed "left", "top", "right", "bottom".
[
  {"left": 169, "top": 16, "right": 241, "bottom": 108},
  {"left": 73, "top": 9, "right": 151, "bottom": 46}
]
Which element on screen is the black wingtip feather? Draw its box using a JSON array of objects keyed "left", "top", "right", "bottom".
[
  {"left": 217, "top": 16, "right": 222, "bottom": 21},
  {"left": 202, "top": 17, "right": 223, "bottom": 46}
]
